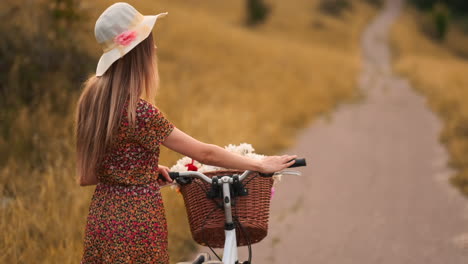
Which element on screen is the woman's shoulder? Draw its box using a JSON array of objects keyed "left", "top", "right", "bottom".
[
  {"left": 136, "top": 98, "right": 162, "bottom": 116},
  {"left": 134, "top": 98, "right": 175, "bottom": 145}
]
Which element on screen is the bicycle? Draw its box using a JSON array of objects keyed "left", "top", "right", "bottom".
[{"left": 160, "top": 158, "right": 306, "bottom": 264}]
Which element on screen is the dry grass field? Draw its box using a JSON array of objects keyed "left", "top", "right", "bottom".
[
  {"left": 0, "top": 0, "right": 377, "bottom": 263},
  {"left": 391, "top": 7, "right": 468, "bottom": 197}
]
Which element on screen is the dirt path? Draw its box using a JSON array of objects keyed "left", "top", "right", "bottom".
[{"left": 237, "top": 0, "right": 468, "bottom": 263}]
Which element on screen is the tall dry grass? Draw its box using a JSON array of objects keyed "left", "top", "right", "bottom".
[
  {"left": 1, "top": 0, "right": 377, "bottom": 263},
  {"left": 391, "top": 7, "right": 468, "bottom": 196}
]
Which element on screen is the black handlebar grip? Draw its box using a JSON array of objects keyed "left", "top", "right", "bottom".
[
  {"left": 158, "top": 172, "right": 180, "bottom": 182},
  {"left": 169, "top": 172, "right": 180, "bottom": 180},
  {"left": 288, "top": 158, "right": 306, "bottom": 168}
]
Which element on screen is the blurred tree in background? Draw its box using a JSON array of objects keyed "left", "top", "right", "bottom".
[
  {"left": 364, "top": 0, "right": 383, "bottom": 6},
  {"left": 317, "top": 0, "right": 381, "bottom": 17},
  {"left": 318, "top": 0, "right": 352, "bottom": 16},
  {"left": 0, "top": 0, "right": 91, "bottom": 110},
  {"left": 410, "top": 0, "right": 468, "bottom": 15},
  {"left": 409, "top": 0, "right": 468, "bottom": 40},
  {"left": 246, "top": 0, "right": 270, "bottom": 26},
  {"left": 431, "top": 3, "right": 450, "bottom": 40}
]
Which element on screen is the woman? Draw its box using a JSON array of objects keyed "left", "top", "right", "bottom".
[{"left": 76, "top": 3, "right": 296, "bottom": 263}]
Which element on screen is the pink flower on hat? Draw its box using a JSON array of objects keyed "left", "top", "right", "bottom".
[{"left": 114, "top": 30, "right": 137, "bottom": 46}]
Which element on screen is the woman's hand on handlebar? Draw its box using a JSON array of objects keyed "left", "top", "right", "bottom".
[
  {"left": 258, "top": 155, "right": 297, "bottom": 174},
  {"left": 157, "top": 165, "right": 173, "bottom": 185}
]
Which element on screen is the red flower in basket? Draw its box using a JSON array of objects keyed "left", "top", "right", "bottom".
[{"left": 185, "top": 159, "right": 198, "bottom": 171}]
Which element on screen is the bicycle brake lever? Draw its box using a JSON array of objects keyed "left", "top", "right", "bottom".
[
  {"left": 275, "top": 170, "right": 302, "bottom": 177},
  {"left": 259, "top": 171, "right": 302, "bottom": 177}
]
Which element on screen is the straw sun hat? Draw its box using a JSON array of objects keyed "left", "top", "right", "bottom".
[{"left": 94, "top": 2, "right": 167, "bottom": 76}]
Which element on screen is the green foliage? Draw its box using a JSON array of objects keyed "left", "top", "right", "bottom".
[
  {"left": 363, "top": 0, "right": 383, "bottom": 7},
  {"left": 0, "top": 0, "right": 92, "bottom": 109},
  {"left": 431, "top": 3, "right": 451, "bottom": 40},
  {"left": 318, "top": 0, "right": 352, "bottom": 16},
  {"left": 245, "top": 0, "right": 270, "bottom": 26},
  {"left": 410, "top": 0, "right": 468, "bottom": 16}
]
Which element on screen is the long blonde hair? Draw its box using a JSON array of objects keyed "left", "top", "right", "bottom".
[{"left": 75, "top": 33, "right": 159, "bottom": 185}]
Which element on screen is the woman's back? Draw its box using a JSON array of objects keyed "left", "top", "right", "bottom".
[{"left": 97, "top": 98, "right": 174, "bottom": 186}]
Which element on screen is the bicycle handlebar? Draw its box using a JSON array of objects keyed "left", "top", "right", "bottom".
[
  {"left": 158, "top": 158, "right": 306, "bottom": 183},
  {"left": 288, "top": 158, "right": 306, "bottom": 168}
]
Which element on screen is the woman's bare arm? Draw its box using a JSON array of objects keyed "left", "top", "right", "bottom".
[{"left": 162, "top": 128, "right": 296, "bottom": 174}]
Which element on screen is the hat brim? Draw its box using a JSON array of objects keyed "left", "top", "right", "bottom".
[{"left": 96, "top": 12, "right": 167, "bottom": 77}]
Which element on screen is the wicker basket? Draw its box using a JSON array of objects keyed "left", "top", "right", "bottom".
[{"left": 179, "top": 170, "right": 273, "bottom": 248}]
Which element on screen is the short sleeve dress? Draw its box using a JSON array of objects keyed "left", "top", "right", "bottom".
[{"left": 81, "top": 98, "right": 175, "bottom": 264}]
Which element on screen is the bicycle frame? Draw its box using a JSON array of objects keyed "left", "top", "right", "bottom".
[{"left": 219, "top": 174, "right": 240, "bottom": 263}]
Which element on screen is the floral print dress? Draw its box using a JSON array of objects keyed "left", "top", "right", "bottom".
[{"left": 81, "top": 98, "right": 175, "bottom": 264}]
